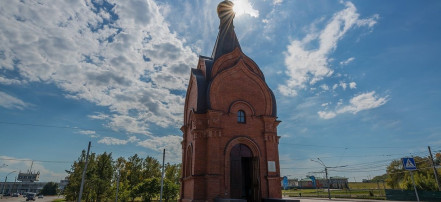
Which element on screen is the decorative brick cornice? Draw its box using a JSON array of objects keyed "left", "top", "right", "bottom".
[
  {"left": 264, "top": 133, "right": 278, "bottom": 143},
  {"left": 207, "top": 110, "right": 223, "bottom": 128},
  {"left": 207, "top": 128, "right": 222, "bottom": 138},
  {"left": 262, "top": 116, "right": 280, "bottom": 133},
  {"left": 192, "top": 131, "right": 205, "bottom": 140},
  {"left": 192, "top": 128, "right": 222, "bottom": 140}
]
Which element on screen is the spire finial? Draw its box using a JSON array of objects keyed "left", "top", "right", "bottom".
[
  {"left": 212, "top": 0, "right": 241, "bottom": 60},
  {"left": 217, "top": 0, "right": 235, "bottom": 27}
]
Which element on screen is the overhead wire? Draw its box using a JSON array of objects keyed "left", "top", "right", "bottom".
[{"left": 0, "top": 157, "right": 73, "bottom": 164}]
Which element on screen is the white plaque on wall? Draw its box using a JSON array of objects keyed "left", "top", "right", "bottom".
[{"left": 268, "top": 161, "right": 276, "bottom": 172}]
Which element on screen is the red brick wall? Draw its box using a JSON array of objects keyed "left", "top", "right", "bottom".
[{"left": 181, "top": 51, "right": 281, "bottom": 201}]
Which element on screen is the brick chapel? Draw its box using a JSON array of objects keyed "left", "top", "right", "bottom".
[{"left": 181, "top": 1, "right": 282, "bottom": 201}]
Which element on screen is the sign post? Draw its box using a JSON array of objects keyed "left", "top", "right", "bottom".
[{"left": 402, "top": 158, "right": 419, "bottom": 202}]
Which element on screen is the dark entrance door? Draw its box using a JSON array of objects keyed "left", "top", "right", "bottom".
[{"left": 230, "top": 144, "right": 259, "bottom": 201}]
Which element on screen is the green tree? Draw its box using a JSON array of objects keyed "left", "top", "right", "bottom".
[
  {"left": 386, "top": 156, "right": 441, "bottom": 191},
  {"left": 165, "top": 163, "right": 181, "bottom": 184},
  {"left": 115, "top": 157, "right": 130, "bottom": 202},
  {"left": 162, "top": 179, "right": 179, "bottom": 201},
  {"left": 435, "top": 153, "right": 441, "bottom": 165},
  {"left": 64, "top": 150, "right": 87, "bottom": 201},
  {"left": 39, "top": 182, "right": 58, "bottom": 195},
  {"left": 83, "top": 153, "right": 97, "bottom": 202},
  {"left": 126, "top": 154, "right": 143, "bottom": 201},
  {"left": 143, "top": 156, "right": 161, "bottom": 179},
  {"left": 134, "top": 178, "right": 160, "bottom": 202},
  {"left": 386, "top": 160, "right": 403, "bottom": 189},
  {"left": 63, "top": 151, "right": 98, "bottom": 201},
  {"left": 92, "top": 152, "right": 114, "bottom": 201},
  {"left": 371, "top": 173, "right": 387, "bottom": 182}
]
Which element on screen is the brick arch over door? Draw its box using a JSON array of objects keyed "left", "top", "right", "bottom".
[{"left": 223, "top": 136, "right": 261, "bottom": 196}]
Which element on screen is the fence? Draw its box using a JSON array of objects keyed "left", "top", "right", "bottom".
[{"left": 385, "top": 189, "right": 441, "bottom": 201}]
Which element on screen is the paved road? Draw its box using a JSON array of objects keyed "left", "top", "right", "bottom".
[
  {"left": 284, "top": 197, "right": 409, "bottom": 202},
  {"left": 0, "top": 196, "right": 62, "bottom": 202}
]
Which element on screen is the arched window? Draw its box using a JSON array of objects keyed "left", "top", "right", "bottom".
[{"left": 237, "top": 110, "right": 246, "bottom": 123}]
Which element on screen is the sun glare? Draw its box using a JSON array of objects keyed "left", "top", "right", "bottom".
[
  {"left": 232, "top": 0, "right": 259, "bottom": 18},
  {"left": 232, "top": 0, "right": 246, "bottom": 16}
]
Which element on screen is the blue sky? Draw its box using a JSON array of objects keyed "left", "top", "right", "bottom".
[{"left": 1, "top": 0, "right": 441, "bottom": 182}]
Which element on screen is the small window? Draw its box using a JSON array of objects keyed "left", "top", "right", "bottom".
[{"left": 237, "top": 110, "right": 246, "bottom": 123}]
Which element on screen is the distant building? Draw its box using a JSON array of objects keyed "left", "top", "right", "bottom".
[
  {"left": 58, "top": 177, "right": 69, "bottom": 192},
  {"left": 299, "top": 176, "right": 348, "bottom": 189},
  {"left": 17, "top": 171, "right": 40, "bottom": 182},
  {"left": 329, "top": 176, "right": 349, "bottom": 189},
  {"left": 0, "top": 171, "right": 67, "bottom": 195},
  {"left": 0, "top": 181, "right": 46, "bottom": 194},
  {"left": 287, "top": 179, "right": 299, "bottom": 188},
  {"left": 314, "top": 177, "right": 327, "bottom": 188},
  {"left": 299, "top": 178, "right": 314, "bottom": 188}
]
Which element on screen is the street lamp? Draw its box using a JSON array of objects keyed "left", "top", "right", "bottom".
[
  {"left": 2, "top": 171, "right": 17, "bottom": 196},
  {"left": 311, "top": 158, "right": 347, "bottom": 200}
]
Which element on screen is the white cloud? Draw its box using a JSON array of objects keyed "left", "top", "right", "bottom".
[
  {"left": 0, "top": 0, "right": 198, "bottom": 134},
  {"left": 278, "top": 85, "right": 297, "bottom": 97},
  {"left": 78, "top": 130, "right": 99, "bottom": 138},
  {"left": 98, "top": 137, "right": 129, "bottom": 145},
  {"left": 279, "top": 2, "right": 378, "bottom": 96},
  {"left": 137, "top": 135, "right": 183, "bottom": 162},
  {"left": 273, "top": 0, "right": 283, "bottom": 5},
  {"left": 340, "top": 57, "right": 355, "bottom": 65},
  {"left": 318, "top": 111, "right": 337, "bottom": 119},
  {"left": 0, "top": 76, "right": 26, "bottom": 85},
  {"left": 78, "top": 130, "right": 96, "bottom": 135},
  {"left": 340, "top": 82, "right": 347, "bottom": 90},
  {"left": 349, "top": 82, "right": 357, "bottom": 89},
  {"left": 320, "top": 84, "right": 329, "bottom": 91},
  {"left": 318, "top": 91, "right": 388, "bottom": 119},
  {"left": 0, "top": 91, "right": 31, "bottom": 110},
  {"left": 98, "top": 135, "right": 139, "bottom": 146},
  {"left": 232, "top": 0, "right": 259, "bottom": 18}
]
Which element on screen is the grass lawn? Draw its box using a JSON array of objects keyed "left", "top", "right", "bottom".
[
  {"left": 349, "top": 182, "right": 390, "bottom": 189},
  {"left": 282, "top": 182, "right": 389, "bottom": 200}
]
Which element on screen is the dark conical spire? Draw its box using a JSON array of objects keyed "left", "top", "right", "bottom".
[{"left": 211, "top": 0, "right": 241, "bottom": 60}]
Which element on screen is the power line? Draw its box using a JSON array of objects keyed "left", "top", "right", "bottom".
[
  {"left": 0, "top": 120, "right": 124, "bottom": 135},
  {"left": 279, "top": 142, "right": 415, "bottom": 149},
  {"left": 280, "top": 152, "right": 415, "bottom": 161},
  {"left": 0, "top": 157, "right": 72, "bottom": 164}
]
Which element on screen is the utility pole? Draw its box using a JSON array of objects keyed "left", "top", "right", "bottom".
[
  {"left": 160, "top": 149, "right": 165, "bottom": 202},
  {"left": 311, "top": 158, "right": 347, "bottom": 200},
  {"left": 78, "top": 141, "right": 91, "bottom": 202},
  {"left": 2, "top": 171, "right": 16, "bottom": 196},
  {"left": 428, "top": 146, "right": 441, "bottom": 191},
  {"left": 115, "top": 170, "right": 120, "bottom": 202},
  {"left": 1, "top": 176, "right": 6, "bottom": 196},
  {"left": 325, "top": 167, "right": 330, "bottom": 200},
  {"left": 13, "top": 177, "right": 16, "bottom": 194}
]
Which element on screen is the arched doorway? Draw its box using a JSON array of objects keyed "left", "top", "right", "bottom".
[{"left": 230, "top": 144, "right": 259, "bottom": 201}]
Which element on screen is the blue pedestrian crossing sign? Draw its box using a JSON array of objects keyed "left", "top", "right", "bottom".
[{"left": 401, "top": 158, "right": 417, "bottom": 170}]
